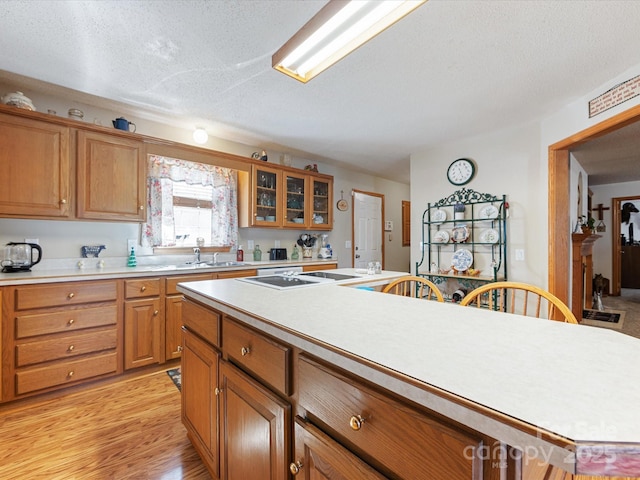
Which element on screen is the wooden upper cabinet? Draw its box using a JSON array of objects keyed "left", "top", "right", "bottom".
[
  {"left": 0, "top": 112, "right": 70, "bottom": 218},
  {"left": 76, "top": 130, "right": 146, "bottom": 221}
]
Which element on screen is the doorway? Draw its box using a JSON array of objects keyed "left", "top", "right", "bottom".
[
  {"left": 614, "top": 196, "right": 640, "bottom": 293},
  {"left": 352, "top": 190, "right": 384, "bottom": 269},
  {"left": 548, "top": 103, "right": 640, "bottom": 305}
]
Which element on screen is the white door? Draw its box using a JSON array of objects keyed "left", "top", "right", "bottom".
[{"left": 353, "top": 191, "right": 383, "bottom": 268}]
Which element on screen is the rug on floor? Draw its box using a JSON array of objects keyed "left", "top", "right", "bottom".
[
  {"left": 167, "top": 368, "right": 181, "bottom": 391},
  {"left": 582, "top": 309, "right": 626, "bottom": 330}
]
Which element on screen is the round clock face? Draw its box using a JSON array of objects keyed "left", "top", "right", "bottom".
[{"left": 447, "top": 158, "right": 475, "bottom": 186}]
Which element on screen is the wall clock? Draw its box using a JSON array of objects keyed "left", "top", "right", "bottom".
[{"left": 447, "top": 158, "right": 475, "bottom": 186}]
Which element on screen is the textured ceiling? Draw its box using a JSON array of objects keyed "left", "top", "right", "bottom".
[{"left": 1, "top": 0, "right": 640, "bottom": 184}]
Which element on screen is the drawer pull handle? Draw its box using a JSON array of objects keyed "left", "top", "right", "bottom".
[
  {"left": 241, "top": 346, "right": 251, "bottom": 356},
  {"left": 153, "top": 310, "right": 159, "bottom": 316},
  {"left": 139, "top": 205, "right": 144, "bottom": 210},
  {"left": 61, "top": 198, "right": 67, "bottom": 204},
  {"left": 141, "top": 286, "right": 147, "bottom": 292},
  {"left": 349, "top": 414, "right": 366, "bottom": 431},
  {"left": 289, "top": 461, "right": 303, "bottom": 475},
  {"left": 177, "top": 345, "right": 183, "bottom": 352},
  {"left": 214, "top": 387, "right": 222, "bottom": 395},
  {"left": 68, "top": 293, "right": 75, "bottom": 299},
  {"left": 68, "top": 371, "right": 75, "bottom": 378},
  {"left": 67, "top": 319, "right": 75, "bottom": 325},
  {"left": 68, "top": 345, "right": 75, "bottom": 352}
]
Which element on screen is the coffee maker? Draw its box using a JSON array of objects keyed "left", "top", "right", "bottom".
[{"left": 2, "top": 242, "right": 43, "bottom": 272}]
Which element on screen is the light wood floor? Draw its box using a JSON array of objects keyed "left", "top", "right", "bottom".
[{"left": 0, "top": 370, "right": 211, "bottom": 479}]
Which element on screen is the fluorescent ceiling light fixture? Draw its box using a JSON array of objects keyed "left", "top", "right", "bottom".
[
  {"left": 273, "top": 0, "right": 426, "bottom": 83},
  {"left": 193, "top": 127, "right": 208, "bottom": 144}
]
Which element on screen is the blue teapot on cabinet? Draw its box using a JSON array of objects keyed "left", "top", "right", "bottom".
[{"left": 112, "top": 117, "right": 136, "bottom": 132}]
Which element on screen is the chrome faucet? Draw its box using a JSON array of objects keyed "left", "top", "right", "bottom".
[
  {"left": 193, "top": 247, "right": 201, "bottom": 264},
  {"left": 213, "top": 252, "right": 219, "bottom": 263}
]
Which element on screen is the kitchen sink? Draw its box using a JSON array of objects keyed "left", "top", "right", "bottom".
[{"left": 149, "top": 261, "right": 248, "bottom": 271}]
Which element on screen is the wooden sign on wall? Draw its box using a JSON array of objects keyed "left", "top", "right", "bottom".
[{"left": 589, "top": 74, "right": 640, "bottom": 117}]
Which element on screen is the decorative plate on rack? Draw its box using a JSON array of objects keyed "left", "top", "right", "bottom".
[
  {"left": 451, "top": 249, "right": 473, "bottom": 272},
  {"left": 479, "top": 204, "right": 499, "bottom": 220},
  {"left": 451, "top": 225, "right": 469, "bottom": 243},
  {"left": 432, "top": 209, "right": 447, "bottom": 223},
  {"left": 480, "top": 228, "right": 499, "bottom": 244},
  {"left": 434, "top": 230, "right": 450, "bottom": 243}
]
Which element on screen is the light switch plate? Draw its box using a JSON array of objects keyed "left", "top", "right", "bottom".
[{"left": 384, "top": 221, "right": 393, "bottom": 231}]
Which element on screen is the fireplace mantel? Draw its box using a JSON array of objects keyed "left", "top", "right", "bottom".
[{"left": 571, "top": 232, "right": 601, "bottom": 321}]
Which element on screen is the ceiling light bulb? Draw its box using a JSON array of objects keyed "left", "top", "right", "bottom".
[{"left": 193, "top": 128, "right": 208, "bottom": 144}]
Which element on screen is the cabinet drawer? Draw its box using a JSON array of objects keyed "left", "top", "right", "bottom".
[
  {"left": 16, "top": 328, "right": 117, "bottom": 367},
  {"left": 215, "top": 269, "right": 257, "bottom": 279},
  {"left": 15, "top": 351, "right": 118, "bottom": 395},
  {"left": 298, "top": 356, "right": 482, "bottom": 480},
  {"left": 166, "top": 274, "right": 213, "bottom": 295},
  {"left": 14, "top": 281, "right": 117, "bottom": 310},
  {"left": 16, "top": 305, "right": 117, "bottom": 338},
  {"left": 182, "top": 299, "right": 221, "bottom": 348},
  {"left": 223, "top": 317, "right": 291, "bottom": 395},
  {"left": 125, "top": 278, "right": 161, "bottom": 299}
]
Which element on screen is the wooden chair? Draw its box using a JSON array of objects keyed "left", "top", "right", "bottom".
[
  {"left": 382, "top": 276, "right": 444, "bottom": 302},
  {"left": 459, "top": 281, "right": 578, "bottom": 324}
]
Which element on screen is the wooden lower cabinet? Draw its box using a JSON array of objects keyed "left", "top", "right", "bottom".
[
  {"left": 292, "top": 417, "right": 388, "bottom": 479},
  {"left": 182, "top": 327, "right": 220, "bottom": 478},
  {"left": 219, "top": 360, "right": 291, "bottom": 480},
  {"left": 124, "top": 297, "right": 162, "bottom": 369}
]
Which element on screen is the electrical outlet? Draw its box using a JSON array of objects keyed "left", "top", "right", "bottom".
[
  {"left": 345, "top": 240, "right": 352, "bottom": 248},
  {"left": 515, "top": 249, "right": 525, "bottom": 261},
  {"left": 247, "top": 240, "right": 255, "bottom": 250},
  {"left": 25, "top": 238, "right": 39, "bottom": 244},
  {"left": 274, "top": 240, "right": 281, "bottom": 247}
]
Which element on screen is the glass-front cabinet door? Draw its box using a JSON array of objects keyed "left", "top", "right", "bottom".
[
  {"left": 284, "top": 172, "right": 308, "bottom": 228},
  {"left": 252, "top": 164, "right": 281, "bottom": 227},
  {"left": 311, "top": 177, "right": 332, "bottom": 229}
]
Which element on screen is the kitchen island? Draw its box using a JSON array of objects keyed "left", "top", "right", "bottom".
[{"left": 178, "top": 269, "right": 640, "bottom": 479}]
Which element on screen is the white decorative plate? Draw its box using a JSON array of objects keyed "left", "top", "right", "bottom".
[
  {"left": 480, "top": 228, "right": 499, "bottom": 243},
  {"left": 451, "top": 225, "right": 469, "bottom": 243},
  {"left": 479, "top": 205, "right": 499, "bottom": 220},
  {"left": 432, "top": 209, "right": 447, "bottom": 223},
  {"left": 451, "top": 249, "right": 473, "bottom": 272},
  {"left": 434, "top": 230, "right": 450, "bottom": 243}
]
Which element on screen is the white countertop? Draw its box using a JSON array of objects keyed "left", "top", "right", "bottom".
[
  {"left": 0, "top": 258, "right": 338, "bottom": 286},
  {"left": 178, "top": 269, "right": 640, "bottom": 475}
]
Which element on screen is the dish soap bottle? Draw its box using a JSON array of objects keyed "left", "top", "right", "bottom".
[
  {"left": 236, "top": 245, "right": 243, "bottom": 261},
  {"left": 127, "top": 247, "right": 137, "bottom": 267},
  {"left": 253, "top": 244, "right": 262, "bottom": 261},
  {"left": 291, "top": 244, "right": 299, "bottom": 260}
]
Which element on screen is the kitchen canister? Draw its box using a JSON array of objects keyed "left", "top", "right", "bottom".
[
  {"left": 2, "top": 91, "right": 36, "bottom": 111},
  {"left": 68, "top": 108, "right": 84, "bottom": 121}
]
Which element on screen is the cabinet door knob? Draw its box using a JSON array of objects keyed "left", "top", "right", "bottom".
[
  {"left": 214, "top": 387, "right": 222, "bottom": 395},
  {"left": 153, "top": 310, "right": 159, "bottom": 316},
  {"left": 67, "top": 371, "right": 75, "bottom": 378},
  {"left": 68, "top": 292, "right": 75, "bottom": 299},
  {"left": 241, "top": 346, "right": 251, "bottom": 356},
  {"left": 139, "top": 205, "right": 144, "bottom": 210},
  {"left": 289, "top": 461, "right": 303, "bottom": 475},
  {"left": 349, "top": 414, "right": 366, "bottom": 431},
  {"left": 68, "top": 345, "right": 75, "bottom": 352},
  {"left": 61, "top": 198, "right": 67, "bottom": 204},
  {"left": 67, "top": 318, "right": 75, "bottom": 325},
  {"left": 141, "top": 285, "right": 146, "bottom": 292},
  {"left": 177, "top": 345, "right": 183, "bottom": 352}
]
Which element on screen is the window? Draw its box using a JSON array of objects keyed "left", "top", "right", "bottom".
[{"left": 142, "top": 155, "right": 238, "bottom": 248}]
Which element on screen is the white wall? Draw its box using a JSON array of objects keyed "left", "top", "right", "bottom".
[
  {"left": 0, "top": 81, "right": 409, "bottom": 270},
  {"left": 410, "top": 121, "right": 545, "bottom": 285},
  {"left": 410, "top": 62, "right": 640, "bottom": 294}
]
